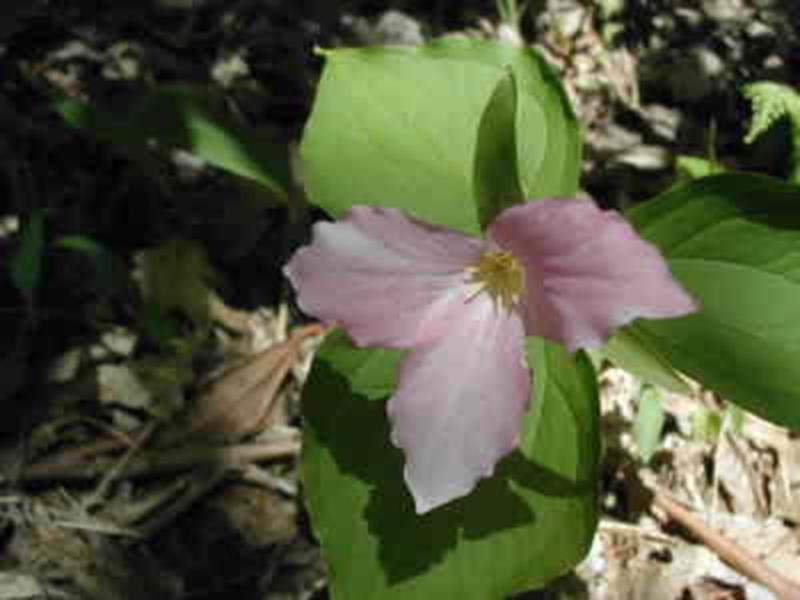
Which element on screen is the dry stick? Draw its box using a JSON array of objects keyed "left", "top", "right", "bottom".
[
  {"left": 27, "top": 323, "right": 323, "bottom": 470},
  {"left": 134, "top": 467, "right": 229, "bottom": 539},
  {"left": 19, "top": 322, "right": 322, "bottom": 484},
  {"left": 652, "top": 490, "right": 800, "bottom": 600},
  {"left": 19, "top": 435, "right": 301, "bottom": 483},
  {"left": 27, "top": 425, "right": 151, "bottom": 469},
  {"left": 83, "top": 422, "right": 158, "bottom": 511}
]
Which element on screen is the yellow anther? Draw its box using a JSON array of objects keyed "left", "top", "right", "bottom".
[{"left": 465, "top": 251, "right": 525, "bottom": 310}]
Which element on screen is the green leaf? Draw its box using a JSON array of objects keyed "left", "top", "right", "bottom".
[
  {"left": 301, "top": 39, "right": 580, "bottom": 234},
  {"left": 473, "top": 70, "right": 524, "bottom": 228},
  {"left": 628, "top": 173, "right": 800, "bottom": 429},
  {"left": 603, "top": 326, "right": 690, "bottom": 394},
  {"left": 633, "top": 385, "right": 665, "bottom": 463},
  {"left": 426, "top": 37, "right": 581, "bottom": 201},
  {"left": 741, "top": 82, "right": 800, "bottom": 182},
  {"left": 301, "top": 47, "right": 504, "bottom": 233},
  {"left": 675, "top": 155, "right": 725, "bottom": 182},
  {"left": 726, "top": 403, "right": 745, "bottom": 435},
  {"left": 742, "top": 81, "right": 800, "bottom": 145},
  {"left": 10, "top": 209, "right": 45, "bottom": 306},
  {"left": 55, "top": 235, "right": 118, "bottom": 291},
  {"left": 54, "top": 84, "right": 290, "bottom": 201},
  {"left": 692, "top": 408, "right": 723, "bottom": 442},
  {"left": 301, "top": 330, "right": 599, "bottom": 599}
]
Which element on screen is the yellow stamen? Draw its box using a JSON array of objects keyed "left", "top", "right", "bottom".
[{"left": 465, "top": 251, "right": 525, "bottom": 310}]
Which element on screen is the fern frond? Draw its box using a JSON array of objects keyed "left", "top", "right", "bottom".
[{"left": 742, "top": 81, "right": 800, "bottom": 144}]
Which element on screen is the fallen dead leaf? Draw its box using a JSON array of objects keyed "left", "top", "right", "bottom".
[{"left": 186, "top": 324, "right": 322, "bottom": 441}]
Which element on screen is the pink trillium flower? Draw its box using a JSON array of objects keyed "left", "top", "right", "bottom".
[{"left": 285, "top": 199, "right": 697, "bottom": 513}]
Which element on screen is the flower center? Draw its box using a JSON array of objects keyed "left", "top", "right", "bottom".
[{"left": 465, "top": 250, "right": 525, "bottom": 310}]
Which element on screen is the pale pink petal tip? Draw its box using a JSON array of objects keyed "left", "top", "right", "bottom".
[
  {"left": 489, "top": 198, "right": 699, "bottom": 353},
  {"left": 386, "top": 297, "right": 531, "bottom": 513},
  {"left": 283, "top": 205, "right": 483, "bottom": 349}
]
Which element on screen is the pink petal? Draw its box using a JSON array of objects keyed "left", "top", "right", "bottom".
[
  {"left": 489, "top": 198, "right": 698, "bottom": 352},
  {"left": 284, "top": 206, "right": 484, "bottom": 348},
  {"left": 387, "top": 296, "right": 530, "bottom": 513}
]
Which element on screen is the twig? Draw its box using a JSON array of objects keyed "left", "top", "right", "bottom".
[
  {"left": 598, "top": 518, "right": 676, "bottom": 545},
  {"left": 238, "top": 464, "right": 298, "bottom": 497},
  {"left": 18, "top": 323, "right": 322, "bottom": 477},
  {"left": 22, "top": 426, "right": 150, "bottom": 471},
  {"left": 723, "top": 430, "right": 769, "bottom": 517},
  {"left": 83, "top": 422, "right": 158, "bottom": 511},
  {"left": 19, "top": 434, "right": 300, "bottom": 483},
  {"left": 51, "top": 518, "right": 141, "bottom": 538},
  {"left": 105, "top": 477, "right": 191, "bottom": 527},
  {"left": 652, "top": 490, "right": 800, "bottom": 599},
  {"left": 134, "top": 467, "right": 229, "bottom": 538}
]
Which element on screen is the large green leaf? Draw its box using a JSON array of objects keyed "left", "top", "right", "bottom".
[
  {"left": 55, "top": 85, "right": 290, "bottom": 201},
  {"left": 425, "top": 37, "right": 581, "bottom": 202},
  {"left": 628, "top": 173, "right": 800, "bottom": 428},
  {"left": 301, "top": 47, "right": 503, "bottom": 233},
  {"left": 301, "top": 39, "right": 580, "bottom": 234},
  {"left": 302, "top": 330, "right": 599, "bottom": 599}
]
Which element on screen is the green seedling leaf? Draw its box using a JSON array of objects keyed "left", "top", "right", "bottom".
[
  {"left": 742, "top": 81, "right": 800, "bottom": 182},
  {"left": 301, "top": 38, "right": 580, "bottom": 234},
  {"left": 10, "top": 210, "right": 45, "bottom": 307},
  {"left": 628, "top": 173, "right": 800, "bottom": 429},
  {"left": 675, "top": 155, "right": 725, "bottom": 181},
  {"left": 302, "top": 330, "right": 599, "bottom": 599},
  {"left": 633, "top": 385, "right": 665, "bottom": 463},
  {"left": 742, "top": 81, "right": 800, "bottom": 145},
  {"left": 55, "top": 85, "right": 290, "bottom": 201},
  {"left": 55, "top": 235, "right": 117, "bottom": 291},
  {"left": 138, "top": 239, "right": 214, "bottom": 328},
  {"left": 603, "top": 326, "right": 690, "bottom": 394},
  {"left": 692, "top": 408, "right": 722, "bottom": 442},
  {"left": 725, "top": 403, "right": 745, "bottom": 435}
]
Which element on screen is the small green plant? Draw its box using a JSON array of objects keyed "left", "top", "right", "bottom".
[
  {"left": 742, "top": 81, "right": 800, "bottom": 182},
  {"left": 495, "top": 0, "right": 527, "bottom": 39},
  {"left": 9, "top": 209, "right": 45, "bottom": 318},
  {"left": 8, "top": 212, "right": 118, "bottom": 322},
  {"left": 633, "top": 385, "right": 666, "bottom": 464}
]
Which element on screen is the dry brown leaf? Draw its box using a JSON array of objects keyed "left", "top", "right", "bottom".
[{"left": 186, "top": 324, "right": 322, "bottom": 441}]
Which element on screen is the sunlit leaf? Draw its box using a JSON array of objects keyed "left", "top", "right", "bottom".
[
  {"left": 301, "top": 39, "right": 580, "bottom": 234},
  {"left": 301, "top": 331, "right": 599, "bottom": 599},
  {"left": 629, "top": 173, "right": 800, "bottom": 428}
]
